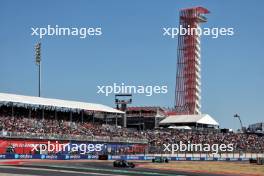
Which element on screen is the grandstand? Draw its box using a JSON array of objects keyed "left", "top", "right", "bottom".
[
  {"left": 248, "top": 122, "right": 264, "bottom": 133},
  {"left": 126, "top": 106, "right": 166, "bottom": 130},
  {"left": 0, "top": 93, "right": 263, "bottom": 157},
  {"left": 0, "top": 92, "right": 125, "bottom": 126},
  {"left": 0, "top": 92, "right": 148, "bottom": 143},
  {"left": 0, "top": 92, "right": 123, "bottom": 114}
]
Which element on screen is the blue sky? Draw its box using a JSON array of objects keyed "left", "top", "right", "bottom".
[{"left": 0, "top": 0, "right": 263, "bottom": 129}]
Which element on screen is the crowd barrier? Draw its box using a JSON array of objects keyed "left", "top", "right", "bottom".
[
  {"left": 0, "top": 132, "right": 148, "bottom": 144},
  {"left": 0, "top": 154, "right": 262, "bottom": 161}
]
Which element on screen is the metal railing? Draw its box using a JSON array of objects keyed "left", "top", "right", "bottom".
[{"left": 0, "top": 131, "right": 148, "bottom": 144}]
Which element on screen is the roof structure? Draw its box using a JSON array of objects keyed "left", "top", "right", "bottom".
[
  {"left": 181, "top": 6, "right": 210, "bottom": 14},
  {"left": 159, "top": 114, "right": 219, "bottom": 126},
  {"left": 0, "top": 92, "right": 124, "bottom": 114},
  {"left": 127, "top": 106, "right": 165, "bottom": 112},
  {"left": 168, "top": 126, "right": 192, "bottom": 130}
]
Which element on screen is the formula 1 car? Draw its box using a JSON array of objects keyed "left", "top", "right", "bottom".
[
  {"left": 152, "top": 156, "right": 169, "bottom": 163},
  {"left": 113, "top": 160, "right": 135, "bottom": 168}
]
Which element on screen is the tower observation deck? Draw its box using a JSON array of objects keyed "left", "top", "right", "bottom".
[{"left": 174, "top": 7, "right": 209, "bottom": 115}]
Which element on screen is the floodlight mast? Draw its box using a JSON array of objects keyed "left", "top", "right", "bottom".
[{"left": 35, "top": 42, "right": 41, "bottom": 97}]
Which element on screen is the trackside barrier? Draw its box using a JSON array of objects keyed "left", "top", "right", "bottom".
[
  {"left": 0, "top": 132, "right": 148, "bottom": 144},
  {"left": 0, "top": 154, "right": 254, "bottom": 161}
]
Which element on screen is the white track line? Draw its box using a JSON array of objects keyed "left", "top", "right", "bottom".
[{"left": 0, "top": 165, "right": 128, "bottom": 176}]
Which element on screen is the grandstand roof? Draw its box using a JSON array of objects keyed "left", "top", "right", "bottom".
[
  {"left": 0, "top": 92, "right": 124, "bottom": 114},
  {"left": 168, "top": 126, "right": 192, "bottom": 130},
  {"left": 127, "top": 106, "right": 165, "bottom": 112},
  {"left": 159, "top": 114, "right": 219, "bottom": 126}
]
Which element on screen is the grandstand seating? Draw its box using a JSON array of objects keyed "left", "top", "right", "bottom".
[{"left": 0, "top": 105, "right": 263, "bottom": 154}]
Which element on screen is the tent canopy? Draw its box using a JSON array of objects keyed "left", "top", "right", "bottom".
[
  {"left": 160, "top": 114, "right": 219, "bottom": 126},
  {"left": 0, "top": 92, "right": 124, "bottom": 114},
  {"left": 168, "top": 126, "right": 192, "bottom": 130}
]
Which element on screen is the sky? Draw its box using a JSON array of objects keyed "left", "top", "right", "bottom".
[{"left": 0, "top": 0, "right": 263, "bottom": 130}]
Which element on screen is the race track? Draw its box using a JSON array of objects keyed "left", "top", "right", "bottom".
[{"left": 0, "top": 160, "right": 242, "bottom": 176}]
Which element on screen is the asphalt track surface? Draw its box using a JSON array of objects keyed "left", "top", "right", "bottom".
[{"left": 0, "top": 160, "right": 232, "bottom": 176}]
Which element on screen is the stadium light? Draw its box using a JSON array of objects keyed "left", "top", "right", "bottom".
[
  {"left": 234, "top": 114, "right": 243, "bottom": 131},
  {"left": 35, "top": 42, "right": 41, "bottom": 97}
]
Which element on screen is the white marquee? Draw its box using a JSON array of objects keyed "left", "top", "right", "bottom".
[{"left": 160, "top": 114, "right": 219, "bottom": 126}]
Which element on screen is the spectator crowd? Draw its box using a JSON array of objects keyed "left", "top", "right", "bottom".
[{"left": 0, "top": 105, "right": 263, "bottom": 154}]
